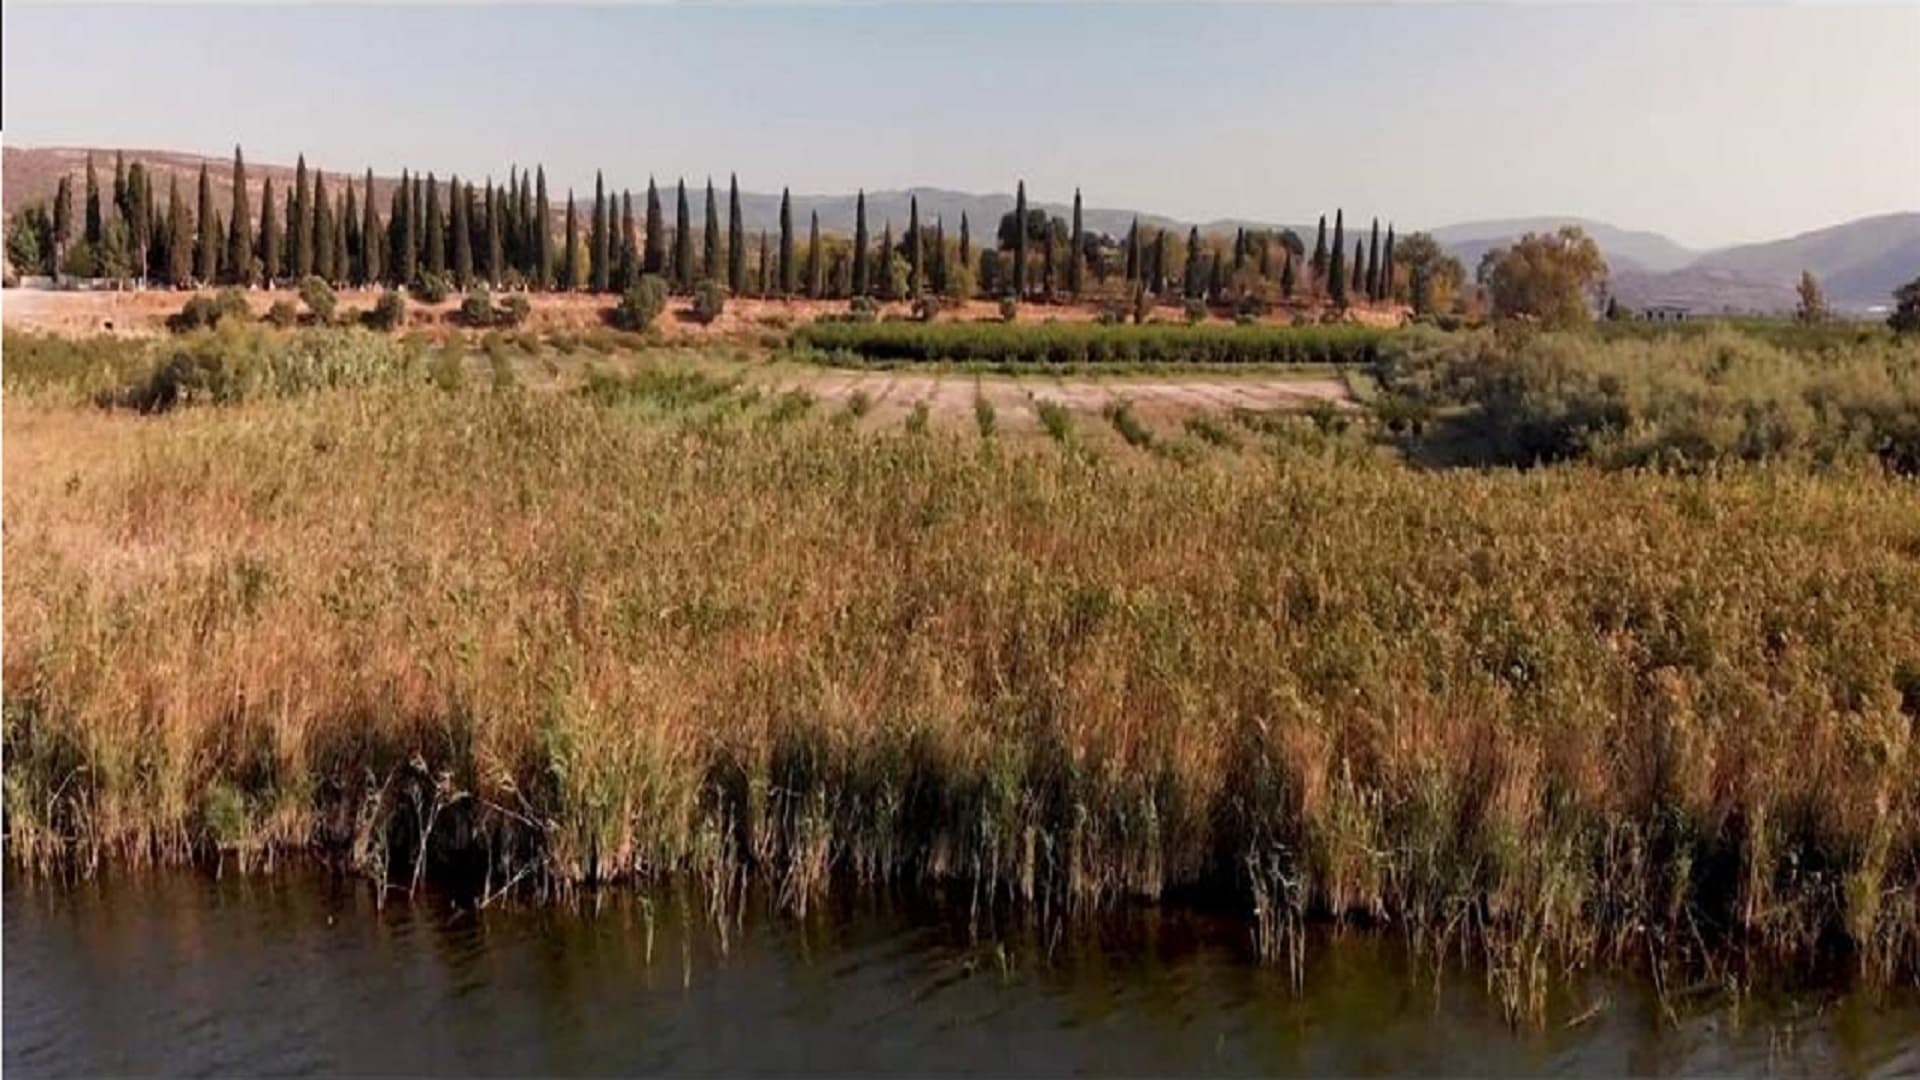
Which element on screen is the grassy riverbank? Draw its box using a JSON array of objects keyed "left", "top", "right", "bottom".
[{"left": 5, "top": 327, "right": 1919, "bottom": 1017}]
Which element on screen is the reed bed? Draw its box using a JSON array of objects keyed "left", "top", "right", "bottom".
[{"left": 5, "top": 353, "right": 1919, "bottom": 1011}]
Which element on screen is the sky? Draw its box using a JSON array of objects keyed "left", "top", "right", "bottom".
[{"left": 4, "top": 3, "right": 1916, "bottom": 251}]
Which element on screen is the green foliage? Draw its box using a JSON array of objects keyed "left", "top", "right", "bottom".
[
  {"left": 1104, "top": 399, "right": 1154, "bottom": 447},
  {"left": 298, "top": 276, "right": 337, "bottom": 324},
  {"left": 1891, "top": 277, "right": 1920, "bottom": 335},
  {"left": 904, "top": 400, "right": 930, "bottom": 435},
  {"left": 365, "top": 290, "right": 408, "bottom": 332},
  {"left": 1036, "top": 398, "right": 1072, "bottom": 442},
  {"left": 168, "top": 289, "right": 253, "bottom": 333},
  {"left": 497, "top": 294, "right": 532, "bottom": 329},
  {"left": 691, "top": 278, "right": 726, "bottom": 325},
  {"left": 794, "top": 321, "right": 1387, "bottom": 366},
  {"left": 911, "top": 294, "right": 942, "bottom": 323},
  {"left": 998, "top": 297, "right": 1018, "bottom": 323},
  {"left": 1481, "top": 226, "right": 1607, "bottom": 327},
  {"left": 614, "top": 276, "right": 670, "bottom": 331},
  {"left": 429, "top": 342, "right": 467, "bottom": 393},
  {"left": 7, "top": 203, "right": 53, "bottom": 276},
  {"left": 460, "top": 288, "right": 498, "bottom": 328},
  {"left": 266, "top": 300, "right": 299, "bottom": 328},
  {"left": 973, "top": 394, "right": 997, "bottom": 437},
  {"left": 413, "top": 272, "right": 452, "bottom": 304},
  {"left": 117, "top": 324, "right": 412, "bottom": 411}
]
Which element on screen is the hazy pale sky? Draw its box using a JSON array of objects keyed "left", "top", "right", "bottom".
[{"left": 5, "top": 3, "right": 1915, "bottom": 250}]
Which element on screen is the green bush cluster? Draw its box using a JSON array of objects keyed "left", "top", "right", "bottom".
[
  {"left": 793, "top": 321, "right": 1387, "bottom": 365},
  {"left": 110, "top": 323, "right": 415, "bottom": 412},
  {"left": 612, "top": 276, "right": 670, "bottom": 331},
  {"left": 166, "top": 289, "right": 252, "bottom": 333},
  {"left": 364, "top": 290, "right": 408, "bottom": 331}
]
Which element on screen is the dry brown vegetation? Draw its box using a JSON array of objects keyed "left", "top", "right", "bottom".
[{"left": 5, "top": 325, "right": 1919, "bottom": 1021}]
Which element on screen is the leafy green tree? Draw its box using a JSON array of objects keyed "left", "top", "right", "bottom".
[
  {"left": 1888, "top": 276, "right": 1920, "bottom": 334},
  {"left": 590, "top": 172, "right": 609, "bottom": 292},
  {"left": 727, "top": 174, "right": 745, "bottom": 294},
  {"left": 1392, "top": 231, "right": 1463, "bottom": 315},
  {"left": 195, "top": 163, "right": 219, "bottom": 283},
  {"left": 452, "top": 176, "right": 474, "bottom": 288},
  {"left": 1481, "top": 226, "right": 1608, "bottom": 326},
  {"left": 644, "top": 178, "right": 665, "bottom": 276},
  {"left": 1329, "top": 210, "right": 1347, "bottom": 307},
  {"left": 852, "top": 190, "right": 870, "bottom": 297},
  {"left": 1012, "top": 180, "right": 1028, "bottom": 298},
  {"left": 702, "top": 178, "right": 720, "bottom": 284},
  {"left": 292, "top": 155, "right": 311, "bottom": 278},
  {"left": 674, "top": 179, "right": 692, "bottom": 291}
]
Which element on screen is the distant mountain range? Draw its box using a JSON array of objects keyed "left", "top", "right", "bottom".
[{"left": 7, "top": 145, "right": 1915, "bottom": 312}]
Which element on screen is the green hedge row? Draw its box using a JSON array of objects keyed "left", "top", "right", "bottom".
[{"left": 793, "top": 321, "right": 1388, "bottom": 365}]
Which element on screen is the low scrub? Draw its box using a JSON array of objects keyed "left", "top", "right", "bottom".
[
  {"left": 793, "top": 321, "right": 1387, "bottom": 365},
  {"left": 106, "top": 323, "right": 415, "bottom": 412}
]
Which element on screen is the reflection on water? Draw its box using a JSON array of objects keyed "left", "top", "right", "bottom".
[{"left": 5, "top": 866, "right": 1917, "bottom": 1077}]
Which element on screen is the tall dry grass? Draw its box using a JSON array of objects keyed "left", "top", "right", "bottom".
[{"left": 5, "top": 365, "right": 1919, "bottom": 1007}]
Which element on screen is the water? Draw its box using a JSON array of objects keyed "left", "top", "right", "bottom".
[{"left": 5, "top": 866, "right": 1917, "bottom": 1077}]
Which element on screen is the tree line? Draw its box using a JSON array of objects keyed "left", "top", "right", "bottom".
[{"left": 7, "top": 147, "right": 1422, "bottom": 310}]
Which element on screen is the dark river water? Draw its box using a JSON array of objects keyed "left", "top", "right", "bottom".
[{"left": 5, "top": 866, "right": 1917, "bottom": 1077}]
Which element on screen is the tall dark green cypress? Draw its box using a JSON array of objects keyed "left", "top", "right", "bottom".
[
  {"left": 617, "top": 190, "right": 636, "bottom": 291},
  {"left": 399, "top": 174, "right": 419, "bottom": 287},
  {"left": 126, "top": 163, "right": 150, "bottom": 283},
  {"left": 1126, "top": 218, "right": 1140, "bottom": 283},
  {"left": 673, "top": 180, "right": 692, "bottom": 291},
  {"left": 757, "top": 230, "right": 770, "bottom": 297},
  {"left": 590, "top": 172, "right": 609, "bottom": 292},
  {"left": 84, "top": 153, "right": 103, "bottom": 248},
  {"left": 486, "top": 182, "right": 503, "bottom": 287},
  {"left": 411, "top": 175, "right": 425, "bottom": 268},
  {"left": 807, "top": 211, "right": 823, "bottom": 299},
  {"left": 958, "top": 211, "right": 971, "bottom": 282},
  {"left": 1012, "top": 180, "right": 1028, "bottom": 298},
  {"left": 877, "top": 222, "right": 895, "bottom": 300},
  {"left": 362, "top": 171, "right": 381, "bottom": 287},
  {"left": 312, "top": 172, "right": 334, "bottom": 282},
  {"left": 1184, "top": 226, "right": 1204, "bottom": 299},
  {"left": 1382, "top": 226, "right": 1396, "bottom": 303},
  {"left": 1281, "top": 248, "right": 1296, "bottom": 298},
  {"left": 517, "top": 171, "right": 533, "bottom": 279},
  {"left": 343, "top": 179, "right": 360, "bottom": 284},
  {"left": 452, "top": 176, "right": 473, "bottom": 288},
  {"left": 1328, "top": 210, "right": 1347, "bottom": 307},
  {"left": 166, "top": 175, "right": 192, "bottom": 286},
  {"left": 932, "top": 218, "right": 947, "bottom": 295},
  {"left": 1311, "top": 214, "right": 1329, "bottom": 288},
  {"left": 51, "top": 175, "right": 73, "bottom": 280},
  {"left": 332, "top": 202, "right": 347, "bottom": 289},
  {"left": 1351, "top": 239, "right": 1364, "bottom": 294},
  {"left": 1042, "top": 221, "right": 1054, "bottom": 298},
  {"left": 777, "top": 188, "right": 794, "bottom": 297},
  {"left": 111, "top": 151, "right": 127, "bottom": 223},
  {"left": 643, "top": 178, "right": 665, "bottom": 276},
  {"left": 1365, "top": 217, "right": 1380, "bottom": 301},
  {"left": 727, "top": 175, "right": 744, "bottom": 294},
  {"left": 259, "top": 177, "right": 281, "bottom": 288},
  {"left": 852, "top": 190, "right": 870, "bottom": 297},
  {"left": 194, "top": 163, "right": 218, "bottom": 283},
  {"left": 422, "top": 174, "right": 444, "bottom": 277},
  {"left": 228, "top": 146, "right": 254, "bottom": 285},
  {"left": 1069, "top": 189, "right": 1084, "bottom": 297},
  {"left": 533, "top": 167, "right": 551, "bottom": 289},
  {"left": 907, "top": 195, "right": 921, "bottom": 296},
  {"left": 562, "top": 191, "right": 579, "bottom": 290},
  {"left": 703, "top": 179, "right": 720, "bottom": 283},
  {"left": 291, "top": 155, "right": 311, "bottom": 278},
  {"left": 1151, "top": 229, "right": 1168, "bottom": 296}
]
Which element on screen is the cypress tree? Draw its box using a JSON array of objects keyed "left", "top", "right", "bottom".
[
  {"left": 590, "top": 172, "right": 608, "bottom": 292},
  {"left": 617, "top": 190, "right": 636, "bottom": 291},
  {"left": 398, "top": 176, "right": 419, "bottom": 287},
  {"left": 1126, "top": 218, "right": 1140, "bottom": 283},
  {"left": 423, "top": 174, "right": 445, "bottom": 277},
  {"left": 878, "top": 222, "right": 895, "bottom": 300},
  {"left": 1069, "top": 189, "right": 1084, "bottom": 297},
  {"left": 452, "top": 176, "right": 473, "bottom": 288},
  {"left": 195, "top": 163, "right": 218, "bottom": 283},
  {"left": 1281, "top": 248, "right": 1296, "bottom": 298},
  {"left": 517, "top": 171, "right": 533, "bottom": 278},
  {"left": 673, "top": 179, "right": 692, "bottom": 291},
  {"left": 362, "top": 171, "right": 382, "bottom": 287},
  {"left": 852, "top": 190, "right": 870, "bottom": 297},
  {"left": 126, "top": 164, "right": 151, "bottom": 285},
  {"left": 52, "top": 175, "right": 73, "bottom": 280},
  {"left": 807, "top": 211, "right": 823, "bottom": 299},
  {"left": 141, "top": 171, "right": 158, "bottom": 281},
  {"left": 757, "top": 230, "right": 770, "bottom": 297},
  {"left": 84, "top": 153, "right": 102, "bottom": 247},
  {"left": 1233, "top": 227, "right": 1247, "bottom": 274},
  {"left": 1329, "top": 210, "right": 1347, "bottom": 307},
  {"left": 112, "top": 151, "right": 127, "bottom": 222},
  {"left": 958, "top": 211, "right": 971, "bottom": 278},
  {"left": 228, "top": 147, "right": 254, "bottom": 285},
  {"left": 1042, "top": 221, "right": 1054, "bottom": 299},
  {"left": 1208, "top": 250, "right": 1225, "bottom": 302},
  {"left": 1183, "top": 226, "right": 1204, "bottom": 299},
  {"left": 1012, "top": 180, "right": 1028, "bottom": 298},
  {"left": 166, "top": 175, "right": 192, "bottom": 286},
  {"left": 643, "top": 178, "right": 665, "bottom": 276},
  {"left": 212, "top": 211, "right": 226, "bottom": 282},
  {"left": 312, "top": 172, "right": 334, "bottom": 282},
  {"left": 932, "top": 217, "right": 947, "bottom": 296},
  {"left": 727, "top": 174, "right": 745, "bottom": 294},
  {"left": 292, "top": 155, "right": 311, "bottom": 278},
  {"left": 703, "top": 178, "right": 720, "bottom": 283},
  {"left": 1311, "top": 214, "right": 1329, "bottom": 287},
  {"left": 562, "top": 191, "right": 579, "bottom": 290},
  {"left": 1382, "top": 226, "right": 1397, "bottom": 303},
  {"left": 1351, "top": 239, "right": 1364, "bottom": 294},
  {"left": 907, "top": 195, "right": 921, "bottom": 296},
  {"left": 1365, "top": 217, "right": 1380, "bottom": 301},
  {"left": 411, "top": 175, "right": 425, "bottom": 268},
  {"left": 332, "top": 204, "right": 347, "bottom": 289},
  {"left": 487, "top": 182, "right": 504, "bottom": 287},
  {"left": 343, "top": 179, "right": 360, "bottom": 284},
  {"left": 1152, "top": 229, "right": 1168, "bottom": 296},
  {"left": 1258, "top": 235, "right": 1272, "bottom": 280},
  {"left": 533, "top": 167, "right": 551, "bottom": 289},
  {"left": 778, "top": 188, "right": 795, "bottom": 297}
]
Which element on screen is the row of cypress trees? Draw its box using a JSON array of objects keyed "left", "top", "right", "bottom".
[{"left": 31, "top": 149, "right": 1399, "bottom": 306}]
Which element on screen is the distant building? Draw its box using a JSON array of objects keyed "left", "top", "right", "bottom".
[{"left": 1641, "top": 303, "right": 1690, "bottom": 322}]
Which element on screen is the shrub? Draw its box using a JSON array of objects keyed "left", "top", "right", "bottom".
[
  {"left": 413, "top": 272, "right": 452, "bottom": 304},
  {"left": 974, "top": 395, "right": 997, "bottom": 438},
  {"left": 460, "top": 288, "right": 497, "bottom": 328},
  {"left": 1183, "top": 298, "right": 1207, "bottom": 324},
  {"left": 265, "top": 300, "right": 299, "bottom": 328},
  {"left": 998, "top": 298, "right": 1018, "bottom": 323},
  {"left": 167, "top": 289, "right": 252, "bottom": 333},
  {"left": 116, "top": 324, "right": 411, "bottom": 412},
  {"left": 1105, "top": 399, "right": 1154, "bottom": 448},
  {"left": 429, "top": 342, "right": 466, "bottom": 393},
  {"left": 497, "top": 294, "right": 532, "bottom": 329},
  {"left": 1036, "top": 399, "right": 1072, "bottom": 443},
  {"left": 613, "top": 276, "right": 669, "bottom": 331},
  {"left": 298, "top": 276, "right": 337, "bottom": 324},
  {"left": 911, "top": 294, "right": 942, "bottom": 323},
  {"left": 846, "top": 296, "right": 879, "bottom": 324},
  {"left": 691, "top": 279, "right": 726, "bottom": 325},
  {"left": 365, "top": 290, "right": 408, "bottom": 331},
  {"left": 792, "top": 321, "right": 1388, "bottom": 366}
]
